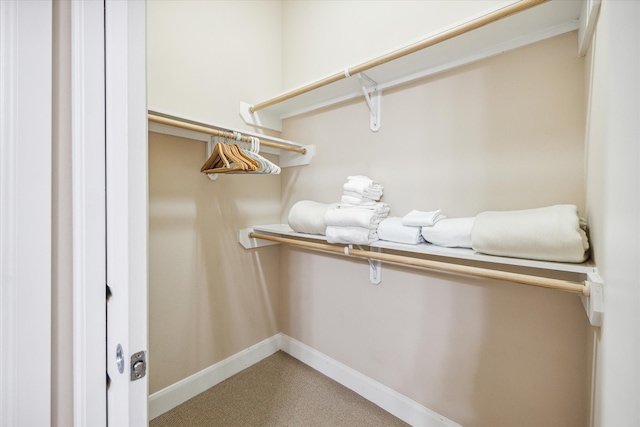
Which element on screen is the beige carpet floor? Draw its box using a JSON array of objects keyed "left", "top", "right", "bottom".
[{"left": 150, "top": 351, "right": 410, "bottom": 427}]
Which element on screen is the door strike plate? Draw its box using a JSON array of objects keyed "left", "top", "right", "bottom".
[{"left": 130, "top": 351, "right": 146, "bottom": 381}]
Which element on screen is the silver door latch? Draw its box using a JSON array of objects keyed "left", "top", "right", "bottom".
[{"left": 130, "top": 351, "right": 146, "bottom": 381}]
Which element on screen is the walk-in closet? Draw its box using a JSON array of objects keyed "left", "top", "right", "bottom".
[
  {"left": 5, "top": 1, "right": 638, "bottom": 426},
  {"left": 144, "top": 1, "right": 638, "bottom": 426}
]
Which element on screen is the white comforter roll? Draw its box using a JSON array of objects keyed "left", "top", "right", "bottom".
[
  {"left": 287, "top": 200, "right": 336, "bottom": 235},
  {"left": 471, "top": 204, "right": 589, "bottom": 263}
]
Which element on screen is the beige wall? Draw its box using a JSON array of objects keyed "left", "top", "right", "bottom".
[
  {"left": 148, "top": 133, "right": 282, "bottom": 393},
  {"left": 282, "top": 0, "right": 507, "bottom": 88},
  {"left": 147, "top": 0, "right": 285, "bottom": 394},
  {"left": 282, "top": 32, "right": 586, "bottom": 216},
  {"left": 280, "top": 33, "right": 589, "bottom": 427},
  {"left": 147, "top": 0, "right": 283, "bottom": 130}
]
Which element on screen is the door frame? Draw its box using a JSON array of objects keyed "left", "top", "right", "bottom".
[{"left": 0, "top": 1, "right": 53, "bottom": 425}]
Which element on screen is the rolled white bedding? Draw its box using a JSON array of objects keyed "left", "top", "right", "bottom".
[
  {"left": 287, "top": 200, "right": 336, "bottom": 235},
  {"left": 470, "top": 204, "right": 589, "bottom": 263},
  {"left": 378, "top": 217, "right": 424, "bottom": 245},
  {"left": 421, "top": 218, "right": 475, "bottom": 248}
]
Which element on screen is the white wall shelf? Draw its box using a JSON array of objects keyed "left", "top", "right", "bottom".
[
  {"left": 241, "top": 0, "right": 588, "bottom": 132},
  {"left": 239, "top": 224, "right": 603, "bottom": 326},
  {"left": 148, "top": 108, "right": 315, "bottom": 167}
]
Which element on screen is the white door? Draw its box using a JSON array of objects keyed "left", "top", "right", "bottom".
[{"left": 104, "top": 0, "right": 149, "bottom": 425}]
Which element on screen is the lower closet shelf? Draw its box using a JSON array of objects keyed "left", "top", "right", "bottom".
[{"left": 238, "top": 224, "right": 603, "bottom": 327}]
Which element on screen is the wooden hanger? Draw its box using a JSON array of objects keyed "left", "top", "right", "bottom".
[
  {"left": 239, "top": 145, "right": 261, "bottom": 171},
  {"left": 219, "top": 143, "right": 247, "bottom": 170},
  {"left": 201, "top": 141, "right": 262, "bottom": 175},
  {"left": 201, "top": 142, "right": 241, "bottom": 174},
  {"left": 201, "top": 142, "right": 227, "bottom": 170},
  {"left": 224, "top": 144, "right": 253, "bottom": 171}
]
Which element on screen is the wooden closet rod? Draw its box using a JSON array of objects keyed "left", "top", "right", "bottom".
[
  {"left": 148, "top": 113, "right": 307, "bottom": 154},
  {"left": 249, "top": 0, "right": 548, "bottom": 113},
  {"left": 248, "top": 232, "right": 591, "bottom": 297}
]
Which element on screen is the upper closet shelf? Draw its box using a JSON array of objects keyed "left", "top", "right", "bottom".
[
  {"left": 240, "top": 0, "right": 592, "bottom": 132},
  {"left": 244, "top": 224, "right": 596, "bottom": 274},
  {"left": 239, "top": 224, "right": 603, "bottom": 327},
  {"left": 148, "top": 109, "right": 315, "bottom": 168}
]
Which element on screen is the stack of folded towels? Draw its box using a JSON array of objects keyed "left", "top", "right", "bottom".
[
  {"left": 376, "top": 209, "right": 445, "bottom": 245},
  {"left": 340, "top": 175, "right": 384, "bottom": 205},
  {"left": 404, "top": 209, "right": 475, "bottom": 249},
  {"left": 325, "top": 176, "right": 389, "bottom": 244},
  {"left": 377, "top": 208, "right": 475, "bottom": 249}
]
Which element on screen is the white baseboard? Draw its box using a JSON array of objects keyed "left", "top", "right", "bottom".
[
  {"left": 148, "top": 334, "right": 281, "bottom": 420},
  {"left": 279, "top": 334, "right": 461, "bottom": 427},
  {"left": 149, "top": 333, "right": 460, "bottom": 427}
]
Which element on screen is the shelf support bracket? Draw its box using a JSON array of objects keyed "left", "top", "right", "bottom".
[
  {"left": 356, "top": 73, "right": 381, "bottom": 132},
  {"left": 359, "top": 245, "right": 382, "bottom": 284},
  {"left": 582, "top": 271, "right": 604, "bottom": 327},
  {"left": 238, "top": 228, "right": 279, "bottom": 249}
]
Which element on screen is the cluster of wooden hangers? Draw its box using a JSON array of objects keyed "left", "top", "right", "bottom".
[{"left": 200, "top": 133, "right": 281, "bottom": 177}]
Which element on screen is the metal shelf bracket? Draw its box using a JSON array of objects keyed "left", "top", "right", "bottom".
[
  {"left": 356, "top": 73, "right": 381, "bottom": 132},
  {"left": 361, "top": 245, "right": 382, "bottom": 284}
]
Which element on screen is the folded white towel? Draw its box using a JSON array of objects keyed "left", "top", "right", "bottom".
[
  {"left": 287, "top": 200, "right": 337, "bottom": 235},
  {"left": 402, "top": 209, "right": 446, "bottom": 227},
  {"left": 471, "top": 204, "right": 589, "bottom": 263},
  {"left": 421, "top": 218, "right": 475, "bottom": 248},
  {"left": 343, "top": 184, "right": 383, "bottom": 199},
  {"left": 325, "top": 203, "right": 389, "bottom": 229},
  {"left": 342, "top": 175, "right": 383, "bottom": 201},
  {"left": 341, "top": 194, "right": 381, "bottom": 205},
  {"left": 345, "top": 175, "right": 377, "bottom": 186},
  {"left": 326, "top": 226, "right": 378, "bottom": 245},
  {"left": 324, "top": 209, "right": 382, "bottom": 229},
  {"left": 342, "top": 190, "right": 383, "bottom": 200},
  {"left": 343, "top": 179, "right": 382, "bottom": 192},
  {"left": 378, "top": 217, "right": 424, "bottom": 245},
  {"left": 335, "top": 202, "right": 390, "bottom": 214}
]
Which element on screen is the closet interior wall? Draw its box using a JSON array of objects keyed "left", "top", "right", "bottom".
[
  {"left": 147, "top": 0, "right": 284, "bottom": 393},
  {"left": 279, "top": 4, "right": 589, "bottom": 425}
]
